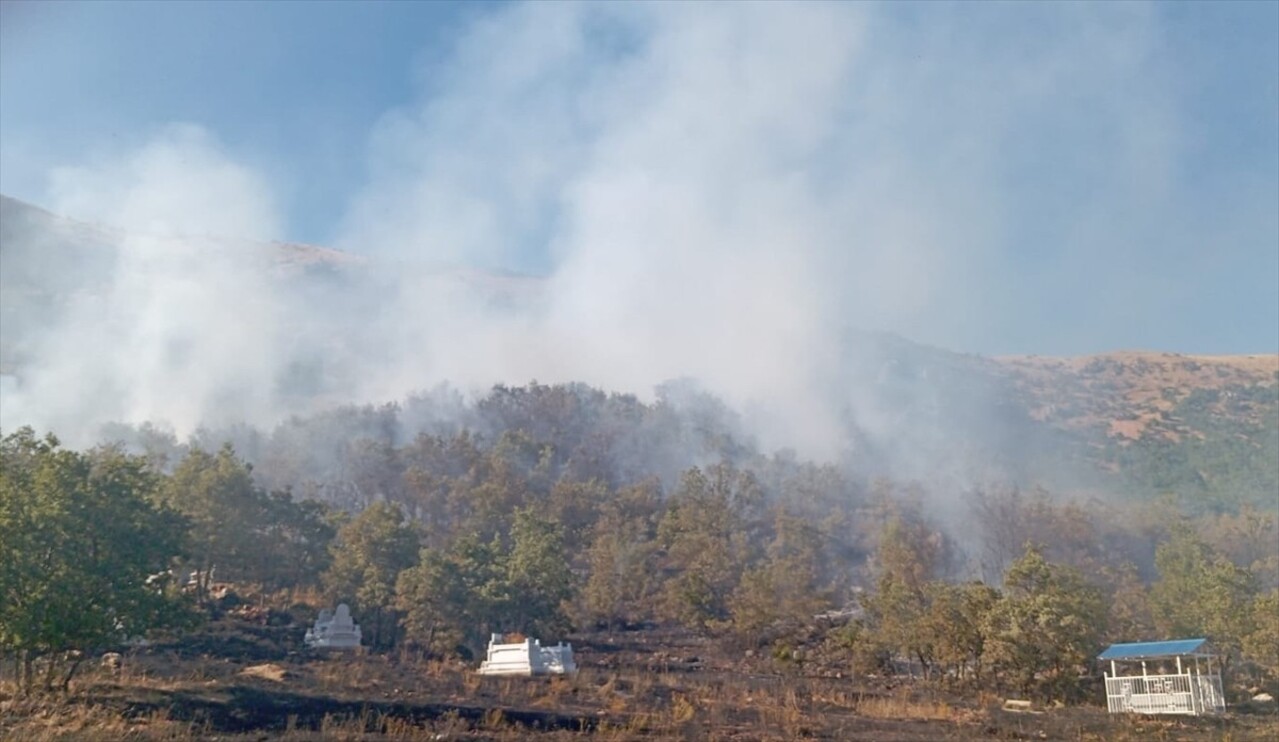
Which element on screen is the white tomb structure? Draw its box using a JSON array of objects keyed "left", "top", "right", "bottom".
[
  {"left": 304, "top": 604, "right": 362, "bottom": 649},
  {"left": 1100, "top": 638, "right": 1225, "bottom": 715},
  {"left": 477, "top": 633, "right": 577, "bottom": 676}
]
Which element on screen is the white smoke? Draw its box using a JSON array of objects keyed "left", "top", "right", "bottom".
[
  {"left": 337, "top": 3, "right": 866, "bottom": 456},
  {"left": 3, "top": 2, "right": 1238, "bottom": 473},
  {"left": 3, "top": 125, "right": 288, "bottom": 435}
]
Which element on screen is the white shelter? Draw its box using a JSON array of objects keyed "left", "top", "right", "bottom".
[
  {"left": 1100, "top": 638, "right": 1225, "bottom": 715},
  {"left": 477, "top": 633, "right": 577, "bottom": 676},
  {"left": 304, "top": 604, "right": 362, "bottom": 649}
]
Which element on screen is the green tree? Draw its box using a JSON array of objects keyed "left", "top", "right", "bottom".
[
  {"left": 1149, "top": 524, "right": 1257, "bottom": 662},
  {"left": 504, "top": 508, "right": 573, "bottom": 638},
  {"left": 921, "top": 581, "right": 999, "bottom": 684},
  {"left": 859, "top": 515, "right": 951, "bottom": 677},
  {"left": 983, "top": 545, "right": 1106, "bottom": 699},
  {"left": 1242, "top": 589, "right": 1279, "bottom": 678},
  {"left": 726, "top": 512, "right": 831, "bottom": 646},
  {"left": 656, "top": 466, "right": 755, "bottom": 629},
  {"left": 545, "top": 478, "right": 608, "bottom": 555},
  {"left": 1201, "top": 505, "right": 1279, "bottom": 588},
  {"left": 163, "top": 445, "right": 335, "bottom": 597},
  {"left": 0, "top": 429, "right": 188, "bottom": 693},
  {"left": 580, "top": 490, "right": 661, "bottom": 629},
  {"left": 398, "top": 510, "right": 573, "bottom": 657},
  {"left": 257, "top": 491, "right": 337, "bottom": 591},
  {"left": 1099, "top": 563, "right": 1155, "bottom": 644},
  {"left": 322, "top": 502, "right": 420, "bottom": 649},
  {"left": 162, "top": 445, "right": 267, "bottom": 602},
  {"left": 397, "top": 534, "right": 506, "bottom": 658}
]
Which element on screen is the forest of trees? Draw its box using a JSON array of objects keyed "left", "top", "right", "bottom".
[{"left": 2, "top": 382, "right": 1277, "bottom": 699}]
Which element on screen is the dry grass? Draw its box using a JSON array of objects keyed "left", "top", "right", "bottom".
[
  {"left": 5, "top": 618, "right": 1276, "bottom": 741},
  {"left": 238, "top": 662, "right": 290, "bottom": 682},
  {"left": 855, "top": 693, "right": 965, "bottom": 721},
  {"left": 0, "top": 698, "right": 203, "bottom": 741}
]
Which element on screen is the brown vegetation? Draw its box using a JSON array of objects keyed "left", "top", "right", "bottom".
[{"left": 997, "top": 351, "right": 1278, "bottom": 441}]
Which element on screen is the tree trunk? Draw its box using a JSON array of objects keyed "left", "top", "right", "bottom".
[
  {"left": 198, "top": 563, "right": 213, "bottom": 607},
  {"left": 60, "top": 655, "right": 84, "bottom": 692},
  {"left": 19, "top": 651, "right": 33, "bottom": 696},
  {"left": 41, "top": 654, "right": 58, "bottom": 692},
  {"left": 918, "top": 651, "right": 931, "bottom": 681}
]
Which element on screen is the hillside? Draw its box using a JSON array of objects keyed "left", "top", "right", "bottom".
[
  {"left": 992, "top": 352, "right": 1278, "bottom": 509},
  {"left": 0, "top": 194, "right": 360, "bottom": 271},
  {"left": 1, "top": 194, "right": 1275, "bottom": 509},
  {"left": 998, "top": 351, "right": 1277, "bottom": 442},
  {"left": 0, "top": 195, "right": 363, "bottom": 375}
]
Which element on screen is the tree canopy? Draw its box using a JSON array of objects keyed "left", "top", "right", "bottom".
[{"left": 0, "top": 428, "right": 188, "bottom": 692}]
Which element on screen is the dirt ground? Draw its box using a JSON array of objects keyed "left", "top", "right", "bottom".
[{"left": 2, "top": 617, "right": 1276, "bottom": 741}]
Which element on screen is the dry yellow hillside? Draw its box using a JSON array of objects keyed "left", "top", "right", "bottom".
[{"left": 995, "top": 351, "right": 1278, "bottom": 441}]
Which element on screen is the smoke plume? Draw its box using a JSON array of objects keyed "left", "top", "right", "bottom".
[{"left": 3, "top": 2, "right": 1260, "bottom": 484}]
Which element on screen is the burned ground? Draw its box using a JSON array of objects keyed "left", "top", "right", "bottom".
[{"left": 2, "top": 614, "right": 1276, "bottom": 741}]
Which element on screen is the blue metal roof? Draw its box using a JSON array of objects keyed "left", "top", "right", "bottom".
[{"left": 1098, "top": 639, "right": 1210, "bottom": 660}]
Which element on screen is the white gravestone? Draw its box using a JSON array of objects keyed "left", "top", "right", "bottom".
[
  {"left": 304, "top": 603, "right": 362, "bottom": 649},
  {"left": 477, "top": 633, "right": 577, "bottom": 676}
]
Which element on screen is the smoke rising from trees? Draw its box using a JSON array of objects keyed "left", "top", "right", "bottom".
[{"left": 1, "top": 3, "right": 1270, "bottom": 481}]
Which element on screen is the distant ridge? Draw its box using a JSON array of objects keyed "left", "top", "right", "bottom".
[{"left": 0, "top": 193, "right": 362, "bottom": 269}]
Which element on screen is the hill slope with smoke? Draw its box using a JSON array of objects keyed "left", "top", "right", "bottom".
[{"left": 2, "top": 194, "right": 1274, "bottom": 509}]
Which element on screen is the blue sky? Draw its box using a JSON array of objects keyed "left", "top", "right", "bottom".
[
  {"left": 1, "top": 0, "right": 1276, "bottom": 356},
  {"left": 0, "top": 1, "right": 481, "bottom": 244}
]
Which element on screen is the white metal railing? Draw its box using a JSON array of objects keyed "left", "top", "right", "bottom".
[{"left": 1104, "top": 673, "right": 1225, "bottom": 715}]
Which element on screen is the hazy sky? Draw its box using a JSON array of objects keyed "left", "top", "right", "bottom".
[{"left": 1, "top": 0, "right": 1276, "bottom": 355}]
